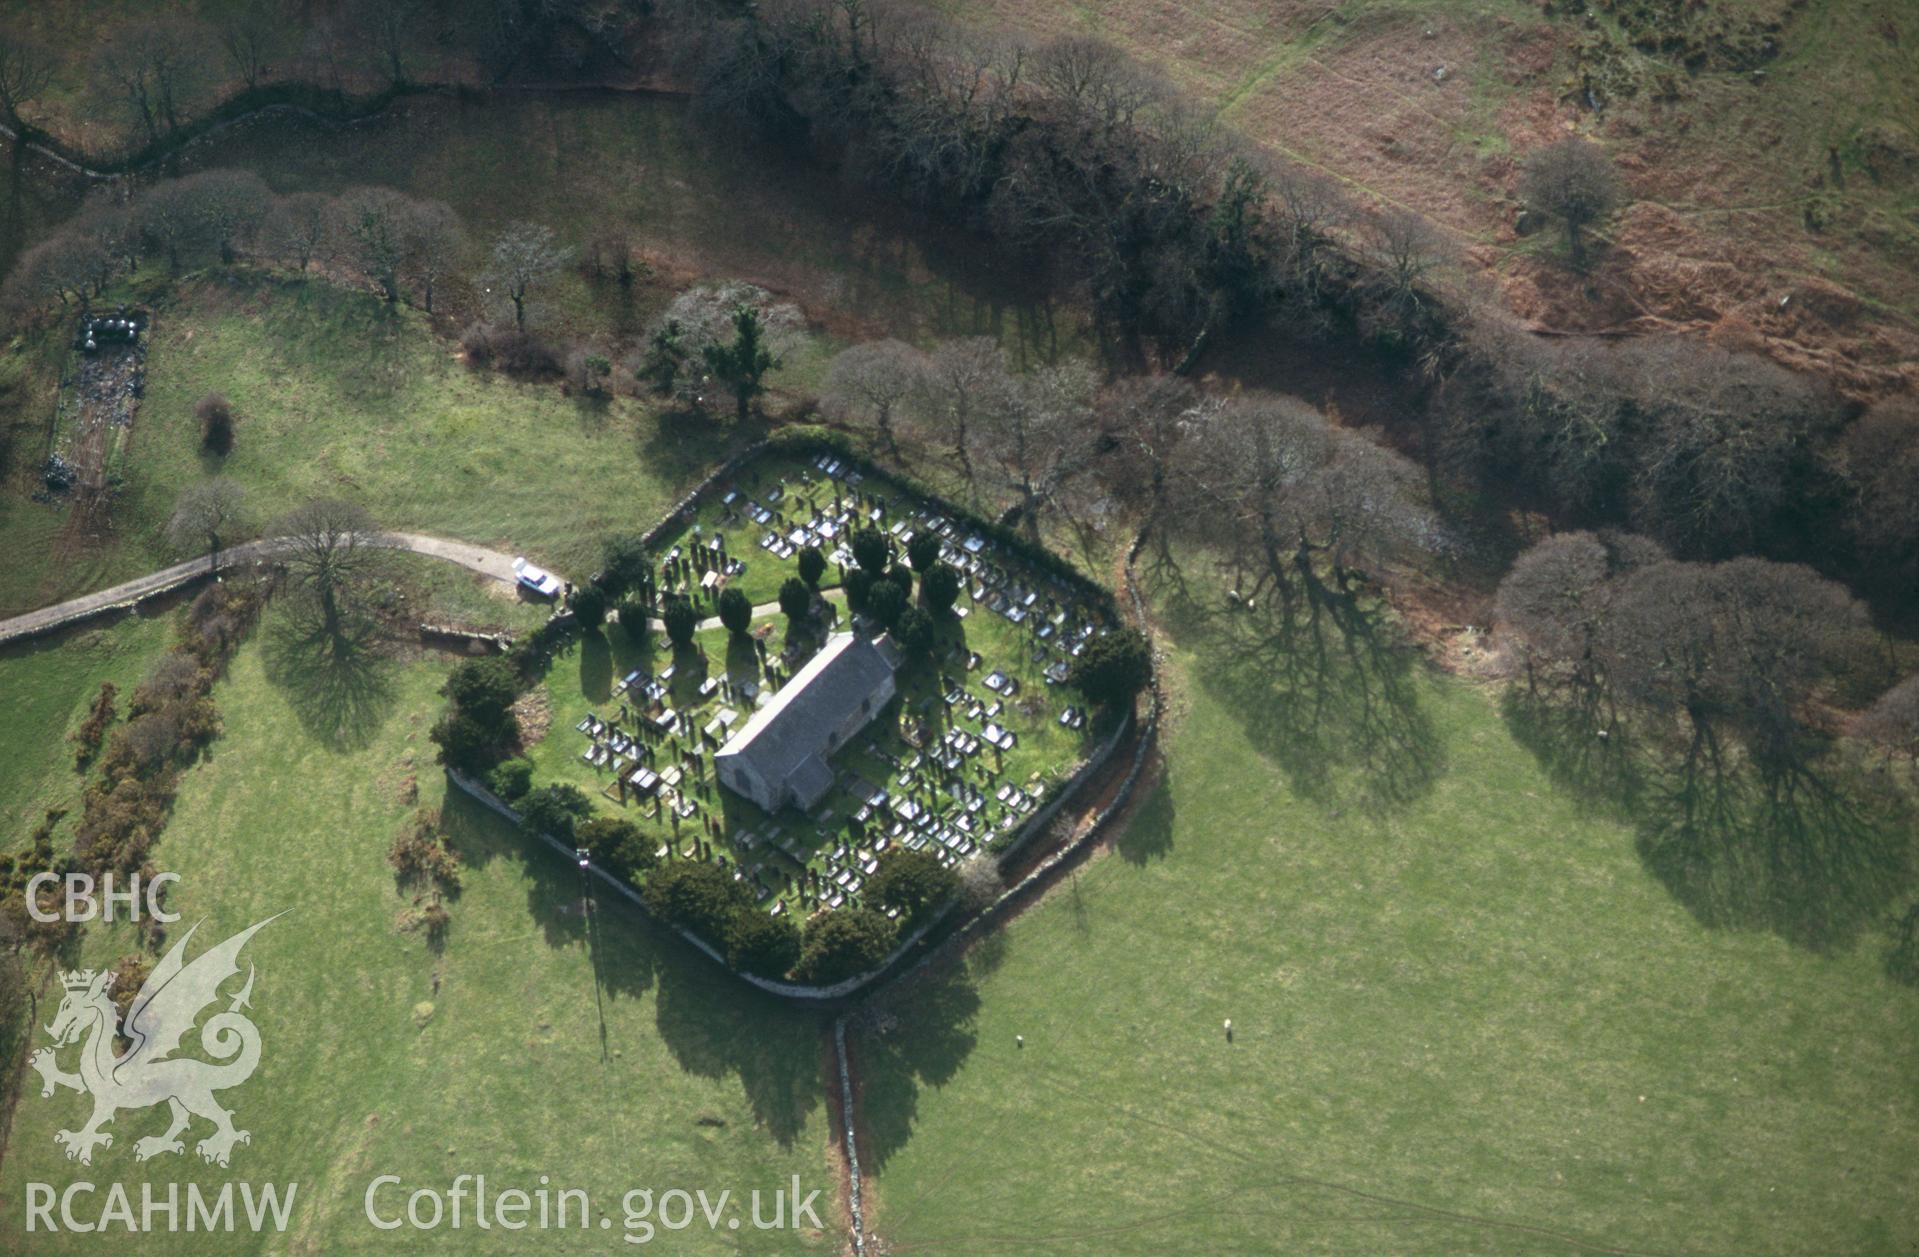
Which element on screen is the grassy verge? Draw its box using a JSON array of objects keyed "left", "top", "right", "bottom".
[{"left": 0, "top": 639, "right": 840, "bottom": 1253}]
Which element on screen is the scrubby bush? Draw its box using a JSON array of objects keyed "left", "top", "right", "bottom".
[
  {"left": 866, "top": 848, "right": 956, "bottom": 924},
  {"left": 71, "top": 683, "right": 119, "bottom": 770},
  {"left": 576, "top": 816, "right": 643, "bottom": 871},
  {"left": 517, "top": 784, "right": 593, "bottom": 844},
  {"left": 460, "top": 321, "right": 561, "bottom": 377},
  {"left": 600, "top": 534, "right": 652, "bottom": 598},
  {"left": 641, "top": 860, "right": 753, "bottom": 944},
  {"left": 795, "top": 908, "right": 896, "bottom": 984},
  {"left": 488, "top": 756, "right": 535, "bottom": 801},
  {"left": 390, "top": 807, "right": 461, "bottom": 893},
  {"left": 195, "top": 393, "right": 235, "bottom": 456},
  {"left": 725, "top": 910, "right": 802, "bottom": 979},
  {"left": 1069, "top": 627, "right": 1153, "bottom": 709},
  {"left": 433, "top": 657, "right": 523, "bottom": 775}
]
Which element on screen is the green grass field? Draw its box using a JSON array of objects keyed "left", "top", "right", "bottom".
[
  {"left": 0, "top": 609, "right": 179, "bottom": 846},
  {"left": 1, "top": 637, "right": 841, "bottom": 1254},
  {"left": 0, "top": 272, "right": 746, "bottom": 618},
  {"left": 856, "top": 589, "right": 1919, "bottom": 1256}
]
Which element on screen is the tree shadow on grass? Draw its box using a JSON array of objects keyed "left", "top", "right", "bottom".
[
  {"left": 1156, "top": 576, "right": 1442, "bottom": 814},
  {"left": 1501, "top": 686, "right": 1647, "bottom": 816},
  {"left": 852, "top": 968, "right": 982, "bottom": 1170},
  {"left": 1115, "top": 778, "right": 1175, "bottom": 865},
  {"left": 724, "top": 633, "right": 760, "bottom": 686},
  {"left": 1634, "top": 754, "right": 1914, "bottom": 953},
  {"left": 1502, "top": 690, "right": 1915, "bottom": 952},
  {"left": 652, "top": 961, "right": 825, "bottom": 1148},
  {"left": 260, "top": 600, "right": 398, "bottom": 751},
  {"left": 439, "top": 786, "right": 824, "bottom": 1145},
  {"left": 638, "top": 408, "right": 746, "bottom": 487},
  {"left": 579, "top": 628, "right": 613, "bottom": 704}
]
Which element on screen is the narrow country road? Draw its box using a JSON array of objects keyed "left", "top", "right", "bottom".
[
  {"left": 0, "top": 532, "right": 545, "bottom": 647},
  {"left": 0, "top": 531, "right": 833, "bottom": 646}
]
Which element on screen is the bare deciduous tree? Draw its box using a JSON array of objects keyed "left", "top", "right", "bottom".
[
  {"left": 402, "top": 198, "right": 465, "bottom": 314},
  {"left": 135, "top": 177, "right": 211, "bottom": 273},
  {"left": 1627, "top": 341, "right": 1835, "bottom": 558},
  {"left": 1834, "top": 397, "right": 1919, "bottom": 595},
  {"left": 1098, "top": 374, "right": 1205, "bottom": 557},
  {"left": 188, "top": 169, "right": 272, "bottom": 263},
  {"left": 93, "top": 20, "right": 206, "bottom": 149},
  {"left": 217, "top": 0, "right": 281, "bottom": 91},
  {"left": 973, "top": 360, "right": 1100, "bottom": 541},
  {"left": 265, "top": 192, "right": 334, "bottom": 272},
  {"left": 272, "top": 499, "right": 380, "bottom": 640},
  {"left": 0, "top": 28, "right": 53, "bottom": 130},
  {"left": 1359, "top": 207, "right": 1448, "bottom": 348},
  {"left": 165, "top": 479, "right": 249, "bottom": 573},
  {"left": 912, "top": 337, "right": 1012, "bottom": 497},
  {"left": 1598, "top": 557, "right": 1872, "bottom": 777},
  {"left": 823, "top": 339, "right": 927, "bottom": 460},
  {"left": 335, "top": 186, "right": 413, "bottom": 302},
  {"left": 0, "top": 232, "right": 102, "bottom": 313},
  {"left": 1171, "top": 393, "right": 1433, "bottom": 605},
  {"left": 1496, "top": 530, "right": 1664, "bottom": 700},
  {"left": 484, "top": 221, "right": 570, "bottom": 331},
  {"left": 1858, "top": 676, "right": 1919, "bottom": 768},
  {"left": 1518, "top": 137, "right": 1623, "bottom": 267}
]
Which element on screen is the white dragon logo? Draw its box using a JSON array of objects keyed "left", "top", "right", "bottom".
[{"left": 28, "top": 914, "right": 281, "bottom": 1167}]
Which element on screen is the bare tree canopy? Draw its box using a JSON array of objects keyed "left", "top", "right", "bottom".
[
  {"left": 1496, "top": 530, "right": 1665, "bottom": 698},
  {"left": 1859, "top": 676, "right": 1919, "bottom": 766},
  {"left": 165, "top": 479, "right": 250, "bottom": 571},
  {"left": 971, "top": 359, "right": 1101, "bottom": 540},
  {"left": 485, "top": 221, "right": 571, "bottom": 330},
  {"left": 911, "top": 337, "right": 1015, "bottom": 496},
  {"left": 0, "top": 28, "right": 53, "bottom": 126},
  {"left": 264, "top": 192, "right": 335, "bottom": 273},
  {"left": 272, "top": 499, "right": 381, "bottom": 639},
  {"left": 92, "top": 19, "right": 207, "bottom": 149},
  {"left": 1834, "top": 397, "right": 1919, "bottom": 594},
  {"left": 401, "top": 198, "right": 466, "bottom": 313},
  {"left": 217, "top": 0, "right": 281, "bottom": 90},
  {"left": 1518, "top": 137, "right": 1623, "bottom": 266},
  {"left": 1171, "top": 392, "right": 1435, "bottom": 602},
  {"left": 1596, "top": 556, "right": 1873, "bottom": 774},
  {"left": 823, "top": 339, "right": 928, "bottom": 460},
  {"left": 189, "top": 169, "right": 272, "bottom": 264},
  {"left": 335, "top": 186, "right": 414, "bottom": 302}
]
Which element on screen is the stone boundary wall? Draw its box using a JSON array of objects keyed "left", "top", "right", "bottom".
[
  {"left": 827, "top": 530, "right": 1163, "bottom": 1256},
  {"left": 833, "top": 1019, "right": 867, "bottom": 1257},
  {"left": 454, "top": 437, "right": 1150, "bottom": 1002},
  {"left": 445, "top": 768, "right": 946, "bottom": 1002}
]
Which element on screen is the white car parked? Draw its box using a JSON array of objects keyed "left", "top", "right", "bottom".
[{"left": 511, "top": 556, "right": 562, "bottom": 598}]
